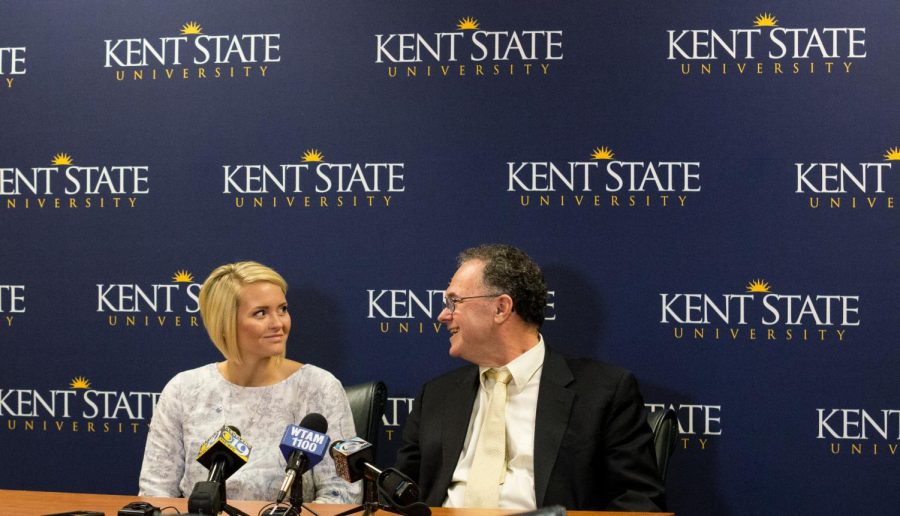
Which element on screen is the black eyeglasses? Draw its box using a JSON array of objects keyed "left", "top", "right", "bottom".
[{"left": 442, "top": 294, "right": 503, "bottom": 314}]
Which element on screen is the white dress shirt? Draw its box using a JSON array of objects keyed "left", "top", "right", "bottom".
[{"left": 445, "top": 338, "right": 545, "bottom": 509}]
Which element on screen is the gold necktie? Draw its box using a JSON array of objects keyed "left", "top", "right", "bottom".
[{"left": 464, "top": 368, "right": 513, "bottom": 508}]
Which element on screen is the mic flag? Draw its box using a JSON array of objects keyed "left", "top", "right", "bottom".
[
  {"left": 330, "top": 437, "right": 375, "bottom": 483},
  {"left": 196, "top": 425, "right": 252, "bottom": 482},
  {"left": 278, "top": 413, "right": 330, "bottom": 470},
  {"left": 275, "top": 413, "right": 330, "bottom": 504},
  {"left": 188, "top": 425, "right": 252, "bottom": 515}
]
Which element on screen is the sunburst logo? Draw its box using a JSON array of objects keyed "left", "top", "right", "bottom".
[
  {"left": 70, "top": 376, "right": 91, "bottom": 389},
  {"left": 172, "top": 270, "right": 194, "bottom": 283},
  {"left": 883, "top": 147, "right": 900, "bottom": 161},
  {"left": 457, "top": 17, "right": 479, "bottom": 30},
  {"left": 180, "top": 21, "right": 203, "bottom": 35},
  {"left": 51, "top": 153, "right": 73, "bottom": 166},
  {"left": 301, "top": 149, "right": 324, "bottom": 162},
  {"left": 746, "top": 279, "right": 772, "bottom": 293},
  {"left": 753, "top": 13, "right": 778, "bottom": 27},
  {"left": 591, "top": 146, "right": 615, "bottom": 160}
]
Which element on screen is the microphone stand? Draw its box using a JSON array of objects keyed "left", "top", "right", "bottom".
[
  {"left": 187, "top": 480, "right": 250, "bottom": 516},
  {"left": 220, "top": 481, "right": 250, "bottom": 516},
  {"left": 189, "top": 461, "right": 249, "bottom": 516},
  {"left": 335, "top": 467, "right": 400, "bottom": 516},
  {"left": 221, "top": 502, "right": 250, "bottom": 516},
  {"left": 269, "top": 472, "right": 319, "bottom": 516},
  {"left": 291, "top": 471, "right": 319, "bottom": 516}
]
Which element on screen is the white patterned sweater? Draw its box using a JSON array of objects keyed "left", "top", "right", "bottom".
[{"left": 138, "top": 363, "right": 362, "bottom": 504}]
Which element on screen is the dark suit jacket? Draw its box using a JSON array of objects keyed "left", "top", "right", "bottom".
[{"left": 394, "top": 348, "right": 666, "bottom": 511}]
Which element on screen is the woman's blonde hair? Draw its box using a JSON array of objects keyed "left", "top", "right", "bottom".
[{"left": 198, "top": 261, "right": 288, "bottom": 365}]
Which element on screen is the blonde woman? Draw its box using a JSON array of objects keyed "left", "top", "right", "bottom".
[{"left": 139, "top": 261, "right": 360, "bottom": 504}]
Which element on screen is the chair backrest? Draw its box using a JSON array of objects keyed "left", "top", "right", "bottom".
[
  {"left": 646, "top": 407, "right": 678, "bottom": 483},
  {"left": 344, "top": 381, "right": 388, "bottom": 452}
]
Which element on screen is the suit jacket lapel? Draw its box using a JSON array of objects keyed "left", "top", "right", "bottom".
[
  {"left": 533, "top": 349, "right": 575, "bottom": 507},
  {"left": 432, "top": 366, "right": 479, "bottom": 505}
]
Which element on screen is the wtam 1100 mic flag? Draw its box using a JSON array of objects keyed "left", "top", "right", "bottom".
[{"left": 275, "top": 412, "right": 330, "bottom": 504}]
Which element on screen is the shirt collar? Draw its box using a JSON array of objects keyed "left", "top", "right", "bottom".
[{"left": 479, "top": 335, "right": 545, "bottom": 388}]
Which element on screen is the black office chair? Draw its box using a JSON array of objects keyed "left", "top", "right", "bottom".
[
  {"left": 344, "top": 381, "right": 388, "bottom": 453},
  {"left": 646, "top": 407, "right": 678, "bottom": 483}
]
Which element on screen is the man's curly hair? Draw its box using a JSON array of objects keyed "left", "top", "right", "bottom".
[{"left": 458, "top": 244, "right": 548, "bottom": 328}]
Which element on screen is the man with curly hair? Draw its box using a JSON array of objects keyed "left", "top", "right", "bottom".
[{"left": 395, "top": 244, "right": 665, "bottom": 511}]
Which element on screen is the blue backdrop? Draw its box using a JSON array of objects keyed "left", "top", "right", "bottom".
[{"left": 2, "top": 1, "right": 898, "bottom": 515}]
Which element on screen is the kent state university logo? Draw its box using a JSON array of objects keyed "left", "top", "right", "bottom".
[
  {"left": 382, "top": 395, "right": 415, "bottom": 441},
  {"left": 368, "top": 288, "right": 448, "bottom": 335},
  {"left": 367, "top": 287, "right": 557, "bottom": 335},
  {"left": 645, "top": 402, "right": 722, "bottom": 452},
  {"left": 222, "top": 148, "right": 406, "bottom": 209},
  {"left": 1, "top": 376, "right": 159, "bottom": 434},
  {"left": 1, "top": 44, "right": 26, "bottom": 89},
  {"left": 668, "top": 12, "right": 867, "bottom": 76},
  {"left": 97, "top": 269, "right": 202, "bottom": 329},
  {"left": 104, "top": 21, "right": 280, "bottom": 82},
  {"left": 375, "top": 16, "right": 562, "bottom": 79},
  {"left": 0, "top": 283, "right": 25, "bottom": 328},
  {"left": 660, "top": 279, "right": 860, "bottom": 344},
  {"left": 1, "top": 152, "right": 151, "bottom": 210},
  {"left": 508, "top": 145, "right": 701, "bottom": 209},
  {"left": 796, "top": 147, "right": 897, "bottom": 209},
  {"left": 817, "top": 406, "right": 900, "bottom": 458}
]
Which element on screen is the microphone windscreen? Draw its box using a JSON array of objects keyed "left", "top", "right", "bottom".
[{"left": 299, "top": 412, "right": 328, "bottom": 433}]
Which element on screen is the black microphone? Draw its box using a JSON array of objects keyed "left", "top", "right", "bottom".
[
  {"left": 330, "top": 437, "right": 430, "bottom": 516},
  {"left": 275, "top": 413, "right": 330, "bottom": 504},
  {"left": 378, "top": 468, "right": 422, "bottom": 508},
  {"left": 188, "top": 425, "right": 252, "bottom": 515}
]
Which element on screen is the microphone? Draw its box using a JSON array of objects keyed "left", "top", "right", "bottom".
[
  {"left": 275, "top": 413, "right": 330, "bottom": 504},
  {"left": 188, "top": 425, "right": 252, "bottom": 515},
  {"left": 330, "top": 437, "right": 429, "bottom": 516},
  {"left": 378, "top": 468, "right": 421, "bottom": 508},
  {"left": 196, "top": 425, "right": 252, "bottom": 482},
  {"left": 330, "top": 436, "right": 379, "bottom": 483}
]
